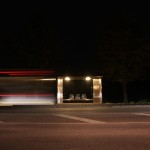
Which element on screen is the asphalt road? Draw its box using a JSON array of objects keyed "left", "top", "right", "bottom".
[{"left": 0, "top": 105, "right": 150, "bottom": 150}]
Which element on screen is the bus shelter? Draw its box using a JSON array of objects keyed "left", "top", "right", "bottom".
[{"left": 57, "top": 76, "right": 102, "bottom": 104}]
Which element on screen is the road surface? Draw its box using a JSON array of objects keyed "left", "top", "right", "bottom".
[{"left": 0, "top": 104, "right": 150, "bottom": 150}]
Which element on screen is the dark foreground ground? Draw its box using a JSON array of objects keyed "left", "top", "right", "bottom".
[{"left": 0, "top": 104, "right": 150, "bottom": 150}]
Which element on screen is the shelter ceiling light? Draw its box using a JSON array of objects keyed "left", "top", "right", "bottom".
[
  {"left": 64, "top": 77, "right": 71, "bottom": 81},
  {"left": 85, "top": 76, "right": 91, "bottom": 81}
]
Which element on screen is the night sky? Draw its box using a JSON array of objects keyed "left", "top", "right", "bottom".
[
  {"left": 1, "top": 5, "right": 150, "bottom": 74},
  {"left": 1, "top": 6, "right": 97, "bottom": 74}
]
